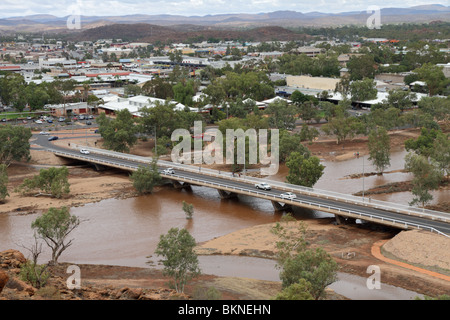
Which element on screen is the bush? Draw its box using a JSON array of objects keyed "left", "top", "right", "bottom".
[
  {"left": 19, "top": 261, "right": 50, "bottom": 289},
  {"left": 192, "top": 286, "right": 222, "bottom": 300}
]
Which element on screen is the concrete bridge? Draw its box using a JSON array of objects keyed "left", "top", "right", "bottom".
[{"left": 35, "top": 134, "right": 450, "bottom": 237}]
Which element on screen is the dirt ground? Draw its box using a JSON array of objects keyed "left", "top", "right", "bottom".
[{"left": 1, "top": 127, "right": 449, "bottom": 300}]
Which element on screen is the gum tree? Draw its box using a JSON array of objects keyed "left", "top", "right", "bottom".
[
  {"left": 155, "top": 227, "right": 201, "bottom": 293},
  {"left": 32, "top": 207, "right": 80, "bottom": 265}
]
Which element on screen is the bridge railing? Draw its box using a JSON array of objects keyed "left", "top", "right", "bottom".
[
  {"left": 170, "top": 172, "right": 450, "bottom": 238},
  {"left": 68, "top": 144, "right": 450, "bottom": 224}
]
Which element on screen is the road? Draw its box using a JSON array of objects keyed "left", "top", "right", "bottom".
[{"left": 33, "top": 133, "right": 450, "bottom": 236}]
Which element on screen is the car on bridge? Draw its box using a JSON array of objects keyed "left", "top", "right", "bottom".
[
  {"left": 80, "top": 149, "right": 90, "bottom": 155},
  {"left": 280, "top": 192, "right": 296, "bottom": 200},
  {"left": 255, "top": 182, "right": 271, "bottom": 190},
  {"left": 163, "top": 168, "right": 175, "bottom": 174}
]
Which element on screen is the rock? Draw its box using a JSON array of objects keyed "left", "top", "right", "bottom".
[
  {"left": 6, "top": 278, "right": 36, "bottom": 296},
  {"left": 0, "top": 271, "right": 9, "bottom": 294},
  {"left": 116, "top": 287, "right": 143, "bottom": 300},
  {"left": 0, "top": 250, "right": 26, "bottom": 269}
]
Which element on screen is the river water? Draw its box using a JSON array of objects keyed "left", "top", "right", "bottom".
[{"left": 0, "top": 149, "right": 435, "bottom": 300}]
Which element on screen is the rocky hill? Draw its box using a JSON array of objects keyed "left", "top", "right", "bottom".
[{"left": 66, "top": 24, "right": 311, "bottom": 43}]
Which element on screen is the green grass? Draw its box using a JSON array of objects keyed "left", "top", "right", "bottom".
[{"left": 0, "top": 111, "right": 48, "bottom": 120}]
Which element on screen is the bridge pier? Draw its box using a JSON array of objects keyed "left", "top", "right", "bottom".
[
  {"left": 271, "top": 201, "right": 292, "bottom": 212},
  {"left": 92, "top": 163, "right": 107, "bottom": 171},
  {"left": 335, "top": 214, "right": 357, "bottom": 225},
  {"left": 217, "top": 189, "right": 238, "bottom": 199},
  {"left": 172, "top": 180, "right": 192, "bottom": 190}
]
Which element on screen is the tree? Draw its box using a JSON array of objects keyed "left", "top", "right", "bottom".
[
  {"left": 279, "top": 248, "right": 338, "bottom": 300},
  {"left": 155, "top": 227, "right": 201, "bottom": 293},
  {"left": 431, "top": 132, "right": 450, "bottom": 176},
  {"left": 0, "top": 125, "right": 32, "bottom": 167},
  {"left": 265, "top": 100, "right": 299, "bottom": 130},
  {"left": 404, "top": 153, "right": 443, "bottom": 208},
  {"left": 0, "top": 164, "right": 9, "bottom": 202},
  {"left": 412, "top": 63, "right": 448, "bottom": 96},
  {"left": 31, "top": 207, "right": 80, "bottom": 265},
  {"left": 274, "top": 279, "right": 314, "bottom": 300},
  {"left": 285, "top": 152, "right": 324, "bottom": 188},
  {"left": 346, "top": 55, "right": 376, "bottom": 80},
  {"left": 182, "top": 201, "right": 194, "bottom": 219},
  {"left": 19, "top": 236, "right": 50, "bottom": 288},
  {"left": 383, "top": 89, "right": 417, "bottom": 111},
  {"left": 130, "top": 161, "right": 161, "bottom": 194},
  {"left": 349, "top": 78, "right": 377, "bottom": 102},
  {"left": 368, "top": 127, "right": 391, "bottom": 174},
  {"left": 142, "top": 77, "right": 174, "bottom": 99},
  {"left": 270, "top": 216, "right": 338, "bottom": 300},
  {"left": 279, "top": 130, "right": 311, "bottom": 163},
  {"left": 16, "top": 166, "right": 70, "bottom": 198},
  {"left": 138, "top": 100, "right": 182, "bottom": 138},
  {"left": 405, "top": 127, "right": 441, "bottom": 157},
  {"left": 96, "top": 109, "right": 138, "bottom": 153}
]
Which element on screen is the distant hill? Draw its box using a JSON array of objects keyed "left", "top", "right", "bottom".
[
  {"left": 0, "top": 4, "right": 448, "bottom": 33},
  {"left": 67, "top": 24, "right": 311, "bottom": 43}
]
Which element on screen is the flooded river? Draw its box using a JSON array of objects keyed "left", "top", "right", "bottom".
[{"left": 0, "top": 149, "right": 434, "bottom": 299}]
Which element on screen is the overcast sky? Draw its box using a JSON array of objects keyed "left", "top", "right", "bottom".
[{"left": 0, "top": 0, "right": 447, "bottom": 18}]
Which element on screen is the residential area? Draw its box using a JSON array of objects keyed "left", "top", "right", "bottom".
[{"left": 0, "top": 18, "right": 449, "bottom": 303}]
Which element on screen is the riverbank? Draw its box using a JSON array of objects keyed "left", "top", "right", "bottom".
[{"left": 1, "top": 127, "right": 449, "bottom": 300}]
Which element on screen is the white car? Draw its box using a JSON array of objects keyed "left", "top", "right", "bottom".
[
  {"left": 39, "top": 131, "right": 50, "bottom": 135},
  {"left": 280, "top": 192, "right": 296, "bottom": 200},
  {"left": 80, "top": 149, "right": 90, "bottom": 155},
  {"left": 163, "top": 168, "right": 175, "bottom": 174},
  {"left": 255, "top": 183, "right": 271, "bottom": 190},
  {"left": 35, "top": 120, "right": 43, "bottom": 124}
]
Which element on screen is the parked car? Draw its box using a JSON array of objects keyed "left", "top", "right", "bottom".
[
  {"left": 58, "top": 117, "right": 65, "bottom": 122},
  {"left": 79, "top": 115, "right": 85, "bottom": 120},
  {"left": 255, "top": 183, "right": 271, "bottom": 190},
  {"left": 163, "top": 168, "right": 175, "bottom": 174},
  {"left": 48, "top": 136, "right": 58, "bottom": 141},
  {"left": 80, "top": 149, "right": 90, "bottom": 155},
  {"left": 88, "top": 115, "right": 94, "bottom": 119},
  {"left": 35, "top": 120, "right": 43, "bottom": 124},
  {"left": 47, "top": 119, "right": 53, "bottom": 123},
  {"left": 280, "top": 192, "right": 296, "bottom": 200}
]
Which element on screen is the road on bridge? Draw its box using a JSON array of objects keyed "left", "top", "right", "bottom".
[{"left": 33, "top": 134, "right": 450, "bottom": 236}]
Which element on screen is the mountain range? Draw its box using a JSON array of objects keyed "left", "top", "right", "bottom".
[{"left": 0, "top": 4, "right": 449, "bottom": 33}]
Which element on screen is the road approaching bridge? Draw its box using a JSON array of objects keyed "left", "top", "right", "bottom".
[{"left": 34, "top": 134, "right": 450, "bottom": 237}]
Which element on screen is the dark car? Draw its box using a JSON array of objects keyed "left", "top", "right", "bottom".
[
  {"left": 48, "top": 136, "right": 59, "bottom": 141},
  {"left": 86, "top": 121, "right": 92, "bottom": 125}
]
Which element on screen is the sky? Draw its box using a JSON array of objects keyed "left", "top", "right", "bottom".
[{"left": 0, "top": 0, "right": 447, "bottom": 18}]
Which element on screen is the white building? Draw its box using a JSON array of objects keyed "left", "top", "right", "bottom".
[
  {"left": 39, "top": 57, "right": 77, "bottom": 69},
  {"left": 99, "top": 95, "right": 196, "bottom": 117}
]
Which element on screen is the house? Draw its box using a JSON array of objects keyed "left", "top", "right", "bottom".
[{"left": 98, "top": 95, "right": 193, "bottom": 117}]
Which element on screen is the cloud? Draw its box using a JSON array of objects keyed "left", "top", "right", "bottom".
[{"left": 0, "top": 0, "right": 447, "bottom": 18}]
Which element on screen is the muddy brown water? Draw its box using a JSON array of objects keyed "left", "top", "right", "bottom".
[{"left": 0, "top": 150, "right": 434, "bottom": 299}]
